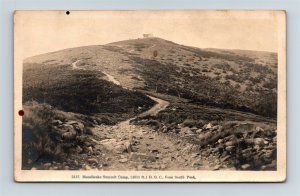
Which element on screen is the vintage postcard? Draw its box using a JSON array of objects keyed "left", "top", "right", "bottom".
[{"left": 14, "top": 10, "right": 286, "bottom": 182}]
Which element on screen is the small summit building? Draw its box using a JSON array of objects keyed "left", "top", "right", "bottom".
[{"left": 143, "top": 33, "right": 153, "bottom": 38}]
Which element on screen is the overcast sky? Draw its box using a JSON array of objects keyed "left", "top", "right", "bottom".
[{"left": 15, "top": 11, "right": 280, "bottom": 58}]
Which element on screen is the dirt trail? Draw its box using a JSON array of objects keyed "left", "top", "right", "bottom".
[
  {"left": 102, "top": 72, "right": 121, "bottom": 86},
  {"left": 72, "top": 60, "right": 121, "bottom": 86},
  {"left": 92, "top": 106, "right": 209, "bottom": 170},
  {"left": 89, "top": 73, "right": 210, "bottom": 170},
  {"left": 72, "top": 60, "right": 84, "bottom": 70},
  {"left": 141, "top": 96, "right": 169, "bottom": 117}
]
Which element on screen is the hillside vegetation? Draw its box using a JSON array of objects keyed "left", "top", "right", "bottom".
[
  {"left": 22, "top": 37, "right": 277, "bottom": 170},
  {"left": 116, "top": 38, "right": 277, "bottom": 117},
  {"left": 25, "top": 38, "right": 277, "bottom": 117},
  {"left": 23, "top": 62, "right": 155, "bottom": 119}
]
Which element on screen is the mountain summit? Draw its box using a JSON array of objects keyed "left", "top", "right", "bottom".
[{"left": 24, "top": 37, "right": 277, "bottom": 117}]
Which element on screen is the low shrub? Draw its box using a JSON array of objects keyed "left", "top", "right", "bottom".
[{"left": 22, "top": 102, "right": 67, "bottom": 169}]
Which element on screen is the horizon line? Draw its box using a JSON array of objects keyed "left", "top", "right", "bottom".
[{"left": 24, "top": 37, "right": 278, "bottom": 60}]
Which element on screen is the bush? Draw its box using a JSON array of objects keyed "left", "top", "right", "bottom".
[
  {"left": 22, "top": 102, "right": 66, "bottom": 169},
  {"left": 22, "top": 101, "right": 116, "bottom": 169},
  {"left": 215, "top": 75, "right": 221, "bottom": 80},
  {"left": 130, "top": 51, "right": 277, "bottom": 118},
  {"left": 146, "top": 120, "right": 161, "bottom": 130},
  {"left": 182, "top": 119, "right": 207, "bottom": 128}
]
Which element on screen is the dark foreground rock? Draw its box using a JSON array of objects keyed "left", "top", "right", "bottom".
[{"left": 193, "top": 122, "right": 277, "bottom": 170}]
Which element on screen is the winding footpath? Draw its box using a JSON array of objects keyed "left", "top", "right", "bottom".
[
  {"left": 69, "top": 60, "right": 208, "bottom": 170},
  {"left": 102, "top": 72, "right": 121, "bottom": 86},
  {"left": 89, "top": 71, "right": 208, "bottom": 170},
  {"left": 72, "top": 60, "right": 84, "bottom": 70}
]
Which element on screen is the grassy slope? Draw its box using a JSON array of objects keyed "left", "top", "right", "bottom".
[
  {"left": 113, "top": 38, "right": 277, "bottom": 118},
  {"left": 23, "top": 62, "right": 155, "bottom": 122},
  {"left": 24, "top": 37, "right": 277, "bottom": 118},
  {"left": 22, "top": 56, "right": 155, "bottom": 168}
]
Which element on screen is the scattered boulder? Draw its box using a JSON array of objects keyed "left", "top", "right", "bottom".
[
  {"left": 124, "top": 141, "right": 132, "bottom": 153},
  {"left": 130, "top": 152, "right": 148, "bottom": 160},
  {"left": 100, "top": 139, "right": 133, "bottom": 154},
  {"left": 87, "top": 158, "right": 98, "bottom": 165},
  {"left": 62, "top": 130, "right": 76, "bottom": 140},
  {"left": 87, "top": 146, "right": 93, "bottom": 153},
  {"left": 84, "top": 165, "right": 92, "bottom": 170},
  {"left": 241, "top": 164, "right": 251, "bottom": 170},
  {"left": 196, "top": 129, "right": 203, "bottom": 134},
  {"left": 93, "top": 120, "right": 98, "bottom": 125},
  {"left": 211, "top": 125, "right": 221, "bottom": 131},
  {"left": 66, "top": 121, "right": 84, "bottom": 135},
  {"left": 43, "top": 163, "right": 52, "bottom": 169},
  {"left": 86, "top": 127, "right": 96, "bottom": 135},
  {"left": 119, "top": 158, "right": 128, "bottom": 163},
  {"left": 76, "top": 146, "right": 83, "bottom": 153},
  {"left": 225, "top": 141, "right": 237, "bottom": 147},
  {"left": 52, "top": 120, "right": 62, "bottom": 126},
  {"left": 225, "top": 146, "right": 235, "bottom": 152},
  {"left": 58, "top": 124, "right": 74, "bottom": 133},
  {"left": 190, "top": 127, "right": 198, "bottom": 133},
  {"left": 181, "top": 127, "right": 194, "bottom": 135},
  {"left": 213, "top": 165, "right": 220, "bottom": 171},
  {"left": 254, "top": 138, "right": 265, "bottom": 146},
  {"left": 204, "top": 123, "right": 213, "bottom": 129},
  {"left": 221, "top": 155, "right": 230, "bottom": 162},
  {"left": 255, "top": 126, "right": 264, "bottom": 132},
  {"left": 150, "top": 149, "right": 159, "bottom": 153},
  {"left": 217, "top": 139, "right": 223, "bottom": 144}
]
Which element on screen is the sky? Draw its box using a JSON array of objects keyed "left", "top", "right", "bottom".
[{"left": 15, "top": 10, "right": 280, "bottom": 58}]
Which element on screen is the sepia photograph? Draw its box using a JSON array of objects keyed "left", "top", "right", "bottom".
[{"left": 14, "top": 10, "right": 286, "bottom": 182}]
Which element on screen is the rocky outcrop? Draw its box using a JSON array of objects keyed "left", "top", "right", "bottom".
[
  {"left": 194, "top": 122, "right": 277, "bottom": 170},
  {"left": 99, "top": 138, "right": 132, "bottom": 154},
  {"left": 52, "top": 120, "right": 85, "bottom": 140}
]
